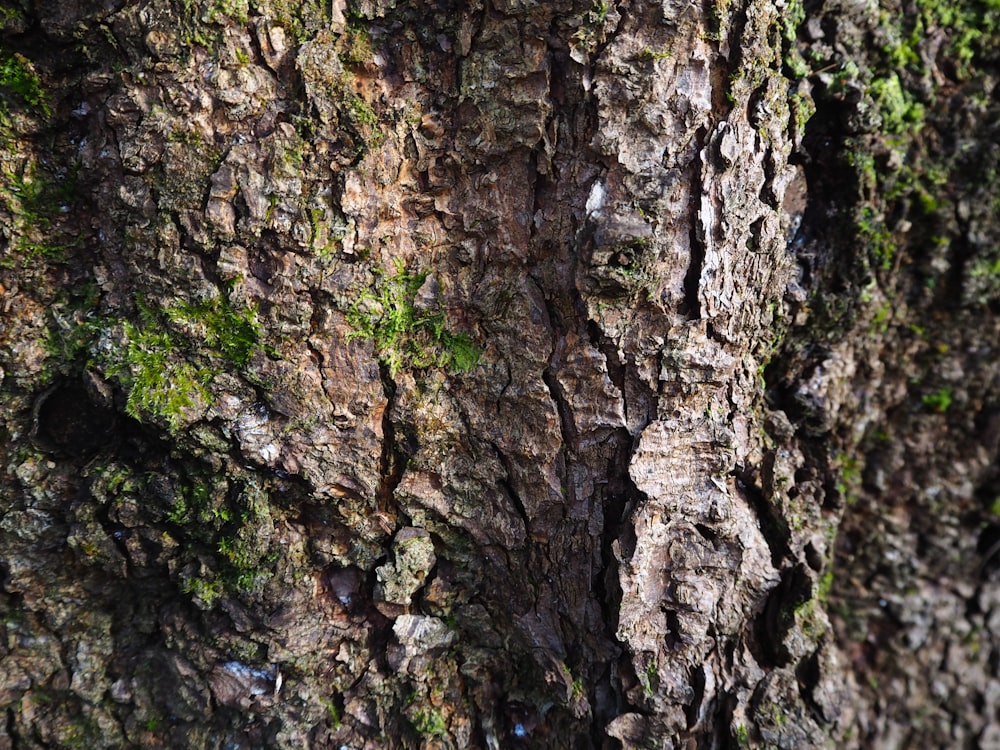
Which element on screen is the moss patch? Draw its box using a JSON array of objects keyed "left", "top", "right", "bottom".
[
  {"left": 347, "top": 261, "right": 481, "bottom": 377},
  {"left": 93, "top": 290, "right": 262, "bottom": 432}
]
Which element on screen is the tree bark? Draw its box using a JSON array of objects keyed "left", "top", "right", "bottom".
[{"left": 0, "top": 0, "right": 998, "bottom": 748}]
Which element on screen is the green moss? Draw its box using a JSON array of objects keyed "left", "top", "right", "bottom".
[
  {"left": 816, "top": 570, "right": 834, "bottom": 601},
  {"left": 204, "top": 0, "right": 250, "bottom": 25},
  {"left": 869, "top": 74, "right": 926, "bottom": 134},
  {"left": 782, "top": 0, "right": 805, "bottom": 43},
  {"left": 870, "top": 300, "right": 892, "bottom": 333},
  {"left": 969, "top": 256, "right": 1000, "bottom": 279},
  {"left": 785, "top": 48, "right": 811, "bottom": 81},
  {"left": 339, "top": 26, "right": 373, "bottom": 66},
  {"left": 0, "top": 7, "right": 24, "bottom": 31},
  {"left": 0, "top": 162, "right": 82, "bottom": 268},
  {"left": 44, "top": 296, "right": 100, "bottom": 377},
  {"left": 167, "top": 472, "right": 279, "bottom": 605},
  {"left": 910, "top": 0, "right": 1000, "bottom": 78},
  {"left": 181, "top": 575, "right": 224, "bottom": 608},
  {"left": 112, "top": 321, "right": 211, "bottom": 431},
  {"left": 144, "top": 716, "right": 163, "bottom": 732},
  {"left": 837, "top": 0, "right": 1000, "bottom": 288},
  {"left": 166, "top": 293, "right": 261, "bottom": 369},
  {"left": 0, "top": 49, "right": 48, "bottom": 115},
  {"left": 307, "top": 205, "right": 348, "bottom": 259},
  {"left": 921, "top": 387, "right": 953, "bottom": 413},
  {"left": 638, "top": 47, "right": 670, "bottom": 61},
  {"left": 770, "top": 703, "right": 788, "bottom": 727},
  {"left": 167, "top": 127, "right": 204, "bottom": 147},
  {"left": 94, "top": 289, "right": 261, "bottom": 432},
  {"left": 834, "top": 452, "right": 862, "bottom": 502},
  {"left": 827, "top": 60, "right": 860, "bottom": 95},
  {"left": 845, "top": 147, "right": 876, "bottom": 192},
  {"left": 572, "top": 0, "right": 614, "bottom": 54},
  {"left": 167, "top": 479, "right": 225, "bottom": 527},
  {"left": 734, "top": 724, "right": 750, "bottom": 747},
  {"left": 250, "top": 0, "right": 330, "bottom": 43},
  {"left": 411, "top": 709, "right": 447, "bottom": 738},
  {"left": 346, "top": 94, "right": 383, "bottom": 149},
  {"left": 320, "top": 697, "right": 342, "bottom": 729},
  {"left": 855, "top": 206, "right": 896, "bottom": 270},
  {"left": 347, "top": 260, "right": 481, "bottom": 377},
  {"left": 638, "top": 657, "right": 659, "bottom": 698}
]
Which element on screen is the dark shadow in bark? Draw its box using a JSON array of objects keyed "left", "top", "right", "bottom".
[{"left": 753, "top": 564, "right": 811, "bottom": 668}]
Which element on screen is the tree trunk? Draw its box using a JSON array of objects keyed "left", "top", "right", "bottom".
[{"left": 1, "top": 0, "right": 998, "bottom": 747}]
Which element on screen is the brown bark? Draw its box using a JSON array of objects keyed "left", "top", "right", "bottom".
[{"left": 0, "top": 0, "right": 998, "bottom": 748}]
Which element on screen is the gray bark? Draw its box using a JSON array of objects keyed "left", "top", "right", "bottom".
[{"left": 0, "top": 0, "right": 998, "bottom": 748}]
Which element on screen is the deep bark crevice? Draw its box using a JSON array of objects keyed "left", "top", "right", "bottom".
[
  {"left": 683, "top": 128, "right": 707, "bottom": 322},
  {"left": 375, "top": 363, "right": 407, "bottom": 529}
]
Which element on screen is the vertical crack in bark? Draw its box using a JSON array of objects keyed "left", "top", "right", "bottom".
[
  {"left": 685, "top": 127, "right": 709, "bottom": 321},
  {"left": 734, "top": 462, "right": 791, "bottom": 568},
  {"left": 491, "top": 441, "right": 532, "bottom": 538},
  {"left": 588, "top": 0, "right": 631, "bottom": 81},
  {"left": 6, "top": 707, "right": 18, "bottom": 750},
  {"left": 540, "top": 365, "right": 578, "bottom": 449},
  {"left": 526, "top": 14, "right": 645, "bottom": 730},
  {"left": 583, "top": 321, "right": 645, "bottom": 730},
  {"left": 93, "top": 491, "right": 133, "bottom": 575},
  {"left": 375, "top": 364, "right": 406, "bottom": 530}
]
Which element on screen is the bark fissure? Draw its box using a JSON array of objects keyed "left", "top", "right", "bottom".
[
  {"left": 375, "top": 365, "right": 406, "bottom": 530},
  {"left": 684, "top": 128, "right": 708, "bottom": 321},
  {"left": 491, "top": 442, "right": 532, "bottom": 538}
]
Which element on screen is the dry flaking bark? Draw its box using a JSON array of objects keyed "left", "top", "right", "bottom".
[{"left": 1, "top": 0, "right": 999, "bottom": 748}]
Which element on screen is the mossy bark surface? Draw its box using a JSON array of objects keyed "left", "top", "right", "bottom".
[{"left": 1, "top": 0, "right": 999, "bottom": 747}]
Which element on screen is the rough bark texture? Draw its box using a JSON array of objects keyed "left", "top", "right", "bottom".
[{"left": 1, "top": 0, "right": 999, "bottom": 748}]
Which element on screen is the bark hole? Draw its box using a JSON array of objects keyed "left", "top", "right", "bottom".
[{"left": 31, "top": 381, "right": 115, "bottom": 458}]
